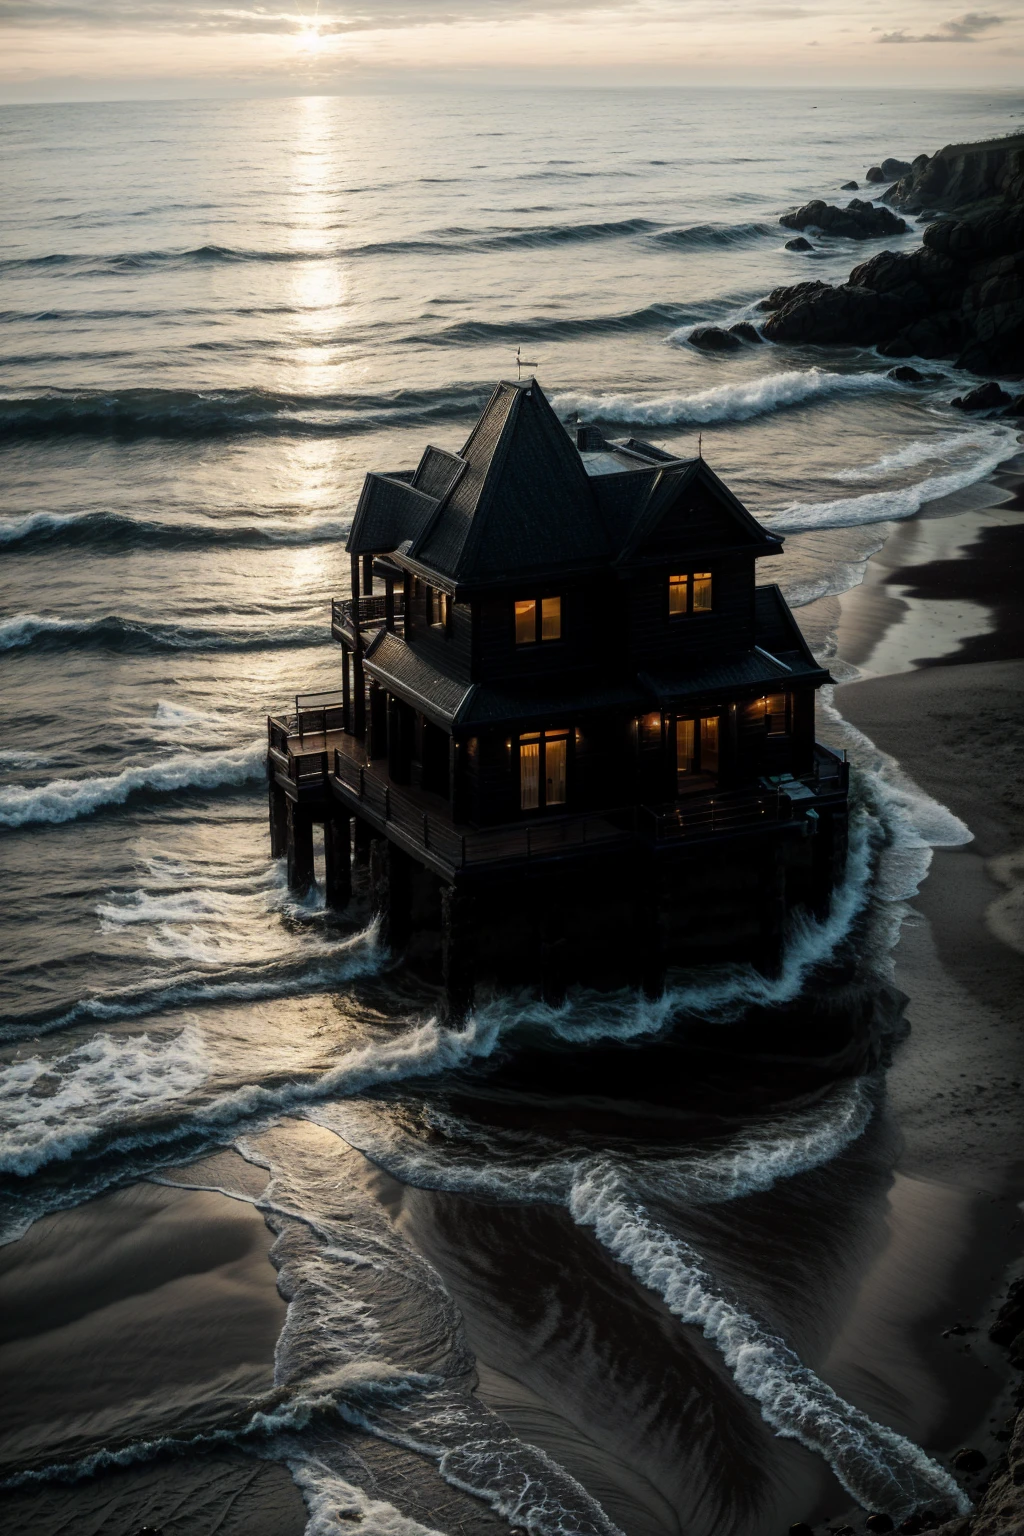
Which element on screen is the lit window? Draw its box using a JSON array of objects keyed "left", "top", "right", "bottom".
[
  {"left": 676, "top": 718, "right": 695, "bottom": 779},
  {"left": 693, "top": 572, "right": 713, "bottom": 612},
  {"left": 668, "top": 574, "right": 688, "bottom": 616},
  {"left": 669, "top": 570, "right": 713, "bottom": 617},
  {"left": 519, "top": 728, "right": 569, "bottom": 810},
  {"left": 700, "top": 716, "right": 719, "bottom": 772},
  {"left": 515, "top": 599, "right": 537, "bottom": 645},
  {"left": 515, "top": 596, "right": 562, "bottom": 645},
  {"left": 541, "top": 596, "right": 562, "bottom": 641},
  {"left": 766, "top": 693, "right": 788, "bottom": 735},
  {"left": 675, "top": 714, "right": 720, "bottom": 785},
  {"left": 428, "top": 589, "right": 449, "bottom": 629},
  {"left": 520, "top": 732, "right": 540, "bottom": 809}
]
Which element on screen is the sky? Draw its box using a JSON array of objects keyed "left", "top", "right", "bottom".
[{"left": 1, "top": 0, "right": 1023, "bottom": 101}]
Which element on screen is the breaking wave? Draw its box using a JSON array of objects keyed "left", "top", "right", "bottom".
[
  {"left": 0, "top": 508, "right": 349, "bottom": 550},
  {"left": 0, "top": 611, "right": 323, "bottom": 652},
  {"left": 650, "top": 220, "right": 774, "bottom": 247},
  {"left": 552, "top": 368, "right": 899, "bottom": 428},
  {"left": 0, "top": 741, "right": 265, "bottom": 828},
  {"left": 768, "top": 425, "right": 1020, "bottom": 533},
  {"left": 0, "top": 383, "right": 487, "bottom": 441}
]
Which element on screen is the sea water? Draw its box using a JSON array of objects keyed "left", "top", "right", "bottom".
[{"left": 0, "top": 86, "right": 1020, "bottom": 1535}]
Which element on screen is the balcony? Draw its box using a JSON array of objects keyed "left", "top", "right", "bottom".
[{"left": 331, "top": 593, "right": 405, "bottom": 648}]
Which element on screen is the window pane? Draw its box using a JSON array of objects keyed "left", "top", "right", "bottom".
[
  {"left": 520, "top": 740, "right": 540, "bottom": 810},
  {"left": 693, "top": 572, "right": 712, "bottom": 612},
  {"left": 676, "top": 718, "right": 695, "bottom": 778},
  {"left": 541, "top": 595, "right": 562, "bottom": 641},
  {"left": 700, "top": 716, "right": 719, "bottom": 772},
  {"left": 766, "top": 693, "right": 788, "bottom": 735},
  {"left": 545, "top": 736, "right": 567, "bottom": 806},
  {"left": 668, "top": 574, "right": 688, "bottom": 616},
  {"left": 515, "top": 599, "right": 537, "bottom": 645}
]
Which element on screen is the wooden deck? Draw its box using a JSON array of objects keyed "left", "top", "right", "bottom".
[{"left": 268, "top": 714, "right": 847, "bottom": 881}]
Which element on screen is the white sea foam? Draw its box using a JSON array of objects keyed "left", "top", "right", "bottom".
[
  {"left": 569, "top": 1162, "right": 969, "bottom": 1517},
  {"left": 769, "top": 426, "right": 1020, "bottom": 533},
  {"left": 286, "top": 1457, "right": 449, "bottom": 1536},
  {"left": 552, "top": 368, "right": 898, "bottom": 428},
  {"left": 0, "top": 740, "right": 264, "bottom": 827},
  {"left": 830, "top": 429, "right": 1000, "bottom": 484},
  {"left": 0, "top": 748, "right": 52, "bottom": 769},
  {"left": 0, "top": 612, "right": 84, "bottom": 648},
  {"left": 0, "top": 1024, "right": 210, "bottom": 1177}
]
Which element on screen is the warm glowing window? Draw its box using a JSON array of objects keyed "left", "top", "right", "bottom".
[
  {"left": 515, "top": 596, "right": 562, "bottom": 645},
  {"left": 541, "top": 596, "right": 562, "bottom": 641},
  {"left": 515, "top": 599, "right": 537, "bottom": 645},
  {"left": 519, "top": 729, "right": 569, "bottom": 811},
  {"left": 676, "top": 718, "right": 695, "bottom": 778},
  {"left": 700, "top": 715, "right": 719, "bottom": 772},
  {"left": 766, "top": 693, "right": 789, "bottom": 736},
  {"left": 428, "top": 589, "right": 450, "bottom": 630},
  {"left": 668, "top": 570, "right": 712, "bottom": 617},
  {"left": 675, "top": 714, "right": 720, "bottom": 785}
]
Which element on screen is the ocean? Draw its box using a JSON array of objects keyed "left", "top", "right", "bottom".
[{"left": 1, "top": 86, "right": 1022, "bottom": 1536}]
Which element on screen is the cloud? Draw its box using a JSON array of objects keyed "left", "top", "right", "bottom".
[
  {"left": 877, "top": 11, "right": 1005, "bottom": 41},
  {"left": 0, "top": 0, "right": 606, "bottom": 31}
]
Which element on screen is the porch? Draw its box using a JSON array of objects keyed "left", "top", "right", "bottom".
[{"left": 267, "top": 705, "right": 847, "bottom": 882}]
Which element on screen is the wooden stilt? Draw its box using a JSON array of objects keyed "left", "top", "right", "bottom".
[
  {"left": 369, "top": 838, "right": 413, "bottom": 950},
  {"left": 324, "top": 811, "right": 352, "bottom": 910},
  {"left": 441, "top": 883, "right": 475, "bottom": 1025},
  {"left": 268, "top": 779, "right": 288, "bottom": 859},
  {"left": 286, "top": 801, "right": 315, "bottom": 895}
]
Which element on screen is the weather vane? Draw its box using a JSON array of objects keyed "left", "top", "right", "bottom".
[{"left": 515, "top": 346, "right": 538, "bottom": 380}]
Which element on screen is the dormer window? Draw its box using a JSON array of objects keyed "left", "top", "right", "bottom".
[
  {"left": 668, "top": 571, "right": 713, "bottom": 617},
  {"left": 514, "top": 595, "right": 562, "bottom": 645},
  {"left": 428, "top": 588, "right": 450, "bottom": 630}
]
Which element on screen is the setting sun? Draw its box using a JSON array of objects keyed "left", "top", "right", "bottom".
[{"left": 295, "top": 26, "right": 322, "bottom": 54}]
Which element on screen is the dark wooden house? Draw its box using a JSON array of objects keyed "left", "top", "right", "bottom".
[{"left": 267, "top": 378, "right": 848, "bottom": 1015}]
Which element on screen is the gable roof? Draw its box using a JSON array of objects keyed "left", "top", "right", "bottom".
[
  {"left": 408, "top": 379, "right": 613, "bottom": 584},
  {"left": 614, "top": 458, "right": 782, "bottom": 566},
  {"left": 347, "top": 473, "right": 439, "bottom": 558}
]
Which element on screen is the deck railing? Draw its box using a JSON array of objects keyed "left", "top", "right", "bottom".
[
  {"left": 331, "top": 593, "right": 405, "bottom": 641},
  {"left": 638, "top": 785, "right": 787, "bottom": 845}
]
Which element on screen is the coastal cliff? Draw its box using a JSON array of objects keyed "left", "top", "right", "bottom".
[{"left": 759, "top": 134, "right": 1024, "bottom": 379}]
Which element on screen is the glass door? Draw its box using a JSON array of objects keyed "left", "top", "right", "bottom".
[{"left": 518, "top": 729, "right": 569, "bottom": 812}]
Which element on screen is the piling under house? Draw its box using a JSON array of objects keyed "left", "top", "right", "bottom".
[{"left": 267, "top": 378, "right": 849, "bottom": 1016}]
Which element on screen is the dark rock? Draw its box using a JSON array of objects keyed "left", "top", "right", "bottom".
[
  {"left": 865, "top": 1517, "right": 894, "bottom": 1533},
  {"left": 1011, "top": 1328, "right": 1024, "bottom": 1367},
  {"left": 785, "top": 236, "right": 815, "bottom": 252},
  {"left": 780, "top": 198, "right": 908, "bottom": 241},
  {"left": 888, "top": 365, "right": 927, "bottom": 382},
  {"left": 991, "top": 1281, "right": 1024, "bottom": 1345},
  {"left": 952, "top": 1446, "right": 987, "bottom": 1472},
  {"left": 841, "top": 181, "right": 859, "bottom": 191},
  {"left": 898, "top": 1516, "right": 922, "bottom": 1534},
  {"left": 135, "top": 1528, "right": 165, "bottom": 1536},
  {"left": 688, "top": 324, "right": 743, "bottom": 351},
  {"left": 866, "top": 167, "right": 886, "bottom": 183},
  {"left": 881, "top": 158, "right": 913, "bottom": 180},
  {"left": 760, "top": 279, "right": 832, "bottom": 311},
  {"left": 951, "top": 382, "right": 1012, "bottom": 411},
  {"left": 886, "top": 133, "right": 1024, "bottom": 215},
  {"left": 833, "top": 1527, "right": 856, "bottom": 1535},
  {"left": 728, "top": 321, "right": 764, "bottom": 343},
  {"left": 789, "top": 1524, "right": 815, "bottom": 1536}
]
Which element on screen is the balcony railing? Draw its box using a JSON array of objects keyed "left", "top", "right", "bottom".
[
  {"left": 331, "top": 593, "right": 405, "bottom": 643},
  {"left": 639, "top": 785, "right": 787, "bottom": 845}
]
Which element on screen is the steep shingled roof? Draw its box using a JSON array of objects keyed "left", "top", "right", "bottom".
[
  {"left": 347, "top": 474, "right": 439, "bottom": 557},
  {"left": 408, "top": 380, "right": 613, "bottom": 582}
]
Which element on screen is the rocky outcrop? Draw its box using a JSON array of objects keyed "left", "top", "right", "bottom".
[
  {"left": 688, "top": 324, "right": 743, "bottom": 351},
  {"left": 786, "top": 236, "right": 814, "bottom": 252},
  {"left": 885, "top": 134, "right": 1024, "bottom": 214},
  {"left": 951, "top": 382, "right": 1012, "bottom": 411},
  {"left": 780, "top": 198, "right": 908, "bottom": 241},
  {"left": 759, "top": 139, "right": 1024, "bottom": 377}
]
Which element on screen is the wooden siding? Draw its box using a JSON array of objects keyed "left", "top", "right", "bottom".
[
  {"left": 403, "top": 575, "right": 473, "bottom": 679},
  {"left": 632, "top": 481, "right": 758, "bottom": 560},
  {"left": 625, "top": 557, "right": 755, "bottom": 667},
  {"left": 472, "top": 580, "right": 613, "bottom": 683}
]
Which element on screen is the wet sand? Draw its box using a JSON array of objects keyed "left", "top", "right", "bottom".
[
  {"left": 832, "top": 466, "right": 1024, "bottom": 1505},
  {"left": 0, "top": 1159, "right": 308, "bottom": 1535}
]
